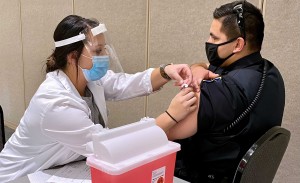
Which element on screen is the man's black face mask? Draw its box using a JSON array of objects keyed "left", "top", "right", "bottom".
[{"left": 205, "top": 37, "right": 237, "bottom": 67}]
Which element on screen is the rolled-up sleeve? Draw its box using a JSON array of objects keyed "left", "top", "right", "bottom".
[{"left": 198, "top": 76, "right": 248, "bottom": 133}]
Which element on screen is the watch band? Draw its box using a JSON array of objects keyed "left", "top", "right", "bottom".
[{"left": 160, "top": 64, "right": 172, "bottom": 80}]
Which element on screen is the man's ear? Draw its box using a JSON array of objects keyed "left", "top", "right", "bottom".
[
  {"left": 233, "top": 37, "right": 245, "bottom": 53},
  {"left": 67, "top": 51, "right": 78, "bottom": 65}
]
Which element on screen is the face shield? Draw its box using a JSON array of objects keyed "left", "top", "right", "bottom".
[{"left": 54, "top": 23, "right": 123, "bottom": 73}]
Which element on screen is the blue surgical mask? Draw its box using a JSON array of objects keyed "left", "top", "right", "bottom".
[{"left": 80, "top": 56, "right": 109, "bottom": 82}]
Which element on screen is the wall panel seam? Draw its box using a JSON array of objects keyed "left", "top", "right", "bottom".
[
  {"left": 72, "top": 0, "right": 75, "bottom": 14},
  {"left": 145, "top": 0, "right": 151, "bottom": 117},
  {"left": 19, "top": 0, "right": 26, "bottom": 113},
  {"left": 258, "top": 0, "right": 266, "bottom": 17},
  {"left": 262, "top": 0, "right": 266, "bottom": 17}
]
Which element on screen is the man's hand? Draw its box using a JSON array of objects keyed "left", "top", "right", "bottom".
[{"left": 191, "top": 64, "right": 219, "bottom": 92}]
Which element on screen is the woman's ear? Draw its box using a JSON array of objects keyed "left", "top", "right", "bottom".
[
  {"left": 233, "top": 37, "right": 245, "bottom": 53},
  {"left": 66, "top": 51, "right": 78, "bottom": 65}
]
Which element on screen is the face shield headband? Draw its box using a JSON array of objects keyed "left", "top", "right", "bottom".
[{"left": 54, "top": 24, "right": 107, "bottom": 47}]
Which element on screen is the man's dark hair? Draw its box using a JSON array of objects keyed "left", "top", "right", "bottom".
[{"left": 213, "top": 0, "right": 264, "bottom": 51}]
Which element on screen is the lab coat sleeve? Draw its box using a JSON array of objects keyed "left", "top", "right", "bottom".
[
  {"left": 100, "top": 68, "right": 155, "bottom": 101},
  {"left": 40, "top": 96, "right": 100, "bottom": 157}
]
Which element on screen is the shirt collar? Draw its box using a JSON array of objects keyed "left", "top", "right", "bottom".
[{"left": 209, "top": 52, "right": 263, "bottom": 74}]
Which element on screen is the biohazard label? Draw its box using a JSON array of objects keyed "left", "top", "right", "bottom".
[{"left": 152, "top": 166, "right": 166, "bottom": 183}]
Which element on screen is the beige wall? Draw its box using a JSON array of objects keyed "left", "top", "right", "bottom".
[
  {"left": 0, "top": 0, "right": 299, "bottom": 182},
  {"left": 262, "top": 1, "right": 300, "bottom": 182}
]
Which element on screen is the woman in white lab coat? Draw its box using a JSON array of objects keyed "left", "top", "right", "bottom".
[{"left": 0, "top": 15, "right": 198, "bottom": 182}]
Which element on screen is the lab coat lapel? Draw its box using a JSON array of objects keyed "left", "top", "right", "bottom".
[{"left": 87, "top": 82, "right": 108, "bottom": 126}]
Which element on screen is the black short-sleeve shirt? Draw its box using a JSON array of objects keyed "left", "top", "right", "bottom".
[{"left": 176, "top": 52, "right": 285, "bottom": 182}]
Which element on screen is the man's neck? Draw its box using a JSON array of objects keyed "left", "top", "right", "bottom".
[{"left": 221, "top": 48, "right": 258, "bottom": 67}]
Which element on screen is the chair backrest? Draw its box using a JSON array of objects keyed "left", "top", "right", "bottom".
[
  {"left": 0, "top": 105, "right": 5, "bottom": 150},
  {"left": 232, "top": 126, "right": 291, "bottom": 183}
]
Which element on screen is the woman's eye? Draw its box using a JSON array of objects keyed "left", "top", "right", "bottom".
[{"left": 95, "top": 50, "right": 102, "bottom": 54}]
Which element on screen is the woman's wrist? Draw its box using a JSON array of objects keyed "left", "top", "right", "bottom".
[
  {"left": 151, "top": 67, "right": 170, "bottom": 91},
  {"left": 159, "top": 64, "right": 172, "bottom": 80},
  {"left": 155, "top": 111, "right": 178, "bottom": 132},
  {"left": 165, "top": 110, "right": 178, "bottom": 123}
]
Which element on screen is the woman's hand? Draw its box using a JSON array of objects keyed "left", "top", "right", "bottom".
[
  {"left": 166, "top": 87, "right": 198, "bottom": 122},
  {"left": 164, "top": 64, "right": 193, "bottom": 86}
]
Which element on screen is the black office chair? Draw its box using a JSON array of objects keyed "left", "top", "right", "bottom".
[
  {"left": 0, "top": 105, "right": 5, "bottom": 150},
  {"left": 232, "top": 126, "right": 291, "bottom": 183}
]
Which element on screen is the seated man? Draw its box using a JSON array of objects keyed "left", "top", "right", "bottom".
[{"left": 156, "top": 1, "right": 285, "bottom": 182}]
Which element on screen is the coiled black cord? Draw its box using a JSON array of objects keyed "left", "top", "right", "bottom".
[{"left": 223, "top": 60, "right": 267, "bottom": 133}]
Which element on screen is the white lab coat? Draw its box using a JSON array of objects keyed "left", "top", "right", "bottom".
[{"left": 0, "top": 68, "right": 154, "bottom": 182}]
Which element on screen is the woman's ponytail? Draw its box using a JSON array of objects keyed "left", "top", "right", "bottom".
[{"left": 46, "top": 52, "right": 58, "bottom": 73}]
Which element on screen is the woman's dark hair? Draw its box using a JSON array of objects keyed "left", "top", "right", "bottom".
[
  {"left": 46, "top": 15, "right": 99, "bottom": 73},
  {"left": 213, "top": 0, "right": 264, "bottom": 51}
]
